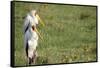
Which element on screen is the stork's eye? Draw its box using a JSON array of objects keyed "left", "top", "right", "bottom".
[{"left": 35, "top": 12, "right": 37, "bottom": 16}]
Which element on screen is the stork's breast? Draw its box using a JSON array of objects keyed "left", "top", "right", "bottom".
[
  {"left": 31, "top": 31, "right": 38, "bottom": 40},
  {"left": 28, "top": 39, "right": 38, "bottom": 50}
]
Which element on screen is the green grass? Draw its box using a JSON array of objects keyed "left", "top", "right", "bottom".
[{"left": 13, "top": 2, "right": 97, "bottom": 66}]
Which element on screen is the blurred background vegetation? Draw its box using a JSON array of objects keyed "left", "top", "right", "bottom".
[{"left": 13, "top": 1, "right": 97, "bottom": 66}]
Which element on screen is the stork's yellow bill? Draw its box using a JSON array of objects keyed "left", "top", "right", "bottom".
[
  {"left": 35, "top": 28, "right": 43, "bottom": 40},
  {"left": 36, "top": 14, "right": 45, "bottom": 27}
]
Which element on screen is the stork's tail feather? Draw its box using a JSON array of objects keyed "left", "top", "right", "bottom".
[{"left": 26, "top": 42, "right": 29, "bottom": 57}]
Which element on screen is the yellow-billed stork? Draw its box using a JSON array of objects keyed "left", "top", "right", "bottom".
[{"left": 23, "top": 10, "right": 44, "bottom": 64}]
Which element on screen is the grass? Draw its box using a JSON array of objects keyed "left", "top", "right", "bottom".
[{"left": 13, "top": 2, "right": 97, "bottom": 66}]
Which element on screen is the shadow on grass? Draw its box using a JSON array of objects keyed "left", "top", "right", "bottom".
[{"left": 35, "top": 56, "right": 48, "bottom": 65}]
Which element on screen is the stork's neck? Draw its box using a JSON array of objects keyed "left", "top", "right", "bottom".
[
  {"left": 29, "top": 26, "right": 36, "bottom": 34},
  {"left": 32, "top": 26, "right": 35, "bottom": 31}
]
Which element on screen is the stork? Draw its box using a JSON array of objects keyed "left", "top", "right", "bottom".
[{"left": 23, "top": 10, "right": 44, "bottom": 65}]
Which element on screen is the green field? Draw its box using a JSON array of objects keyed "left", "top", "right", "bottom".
[{"left": 13, "top": 2, "right": 97, "bottom": 66}]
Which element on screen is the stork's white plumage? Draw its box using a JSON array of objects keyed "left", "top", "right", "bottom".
[{"left": 24, "top": 10, "right": 41, "bottom": 64}]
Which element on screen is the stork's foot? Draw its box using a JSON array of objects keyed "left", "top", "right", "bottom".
[
  {"left": 28, "top": 51, "right": 38, "bottom": 65},
  {"left": 29, "top": 57, "right": 32, "bottom": 65},
  {"left": 32, "top": 54, "right": 37, "bottom": 64}
]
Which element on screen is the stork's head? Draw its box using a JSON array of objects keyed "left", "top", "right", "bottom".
[
  {"left": 31, "top": 10, "right": 37, "bottom": 17},
  {"left": 30, "top": 10, "right": 45, "bottom": 27},
  {"left": 30, "top": 10, "right": 38, "bottom": 26}
]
